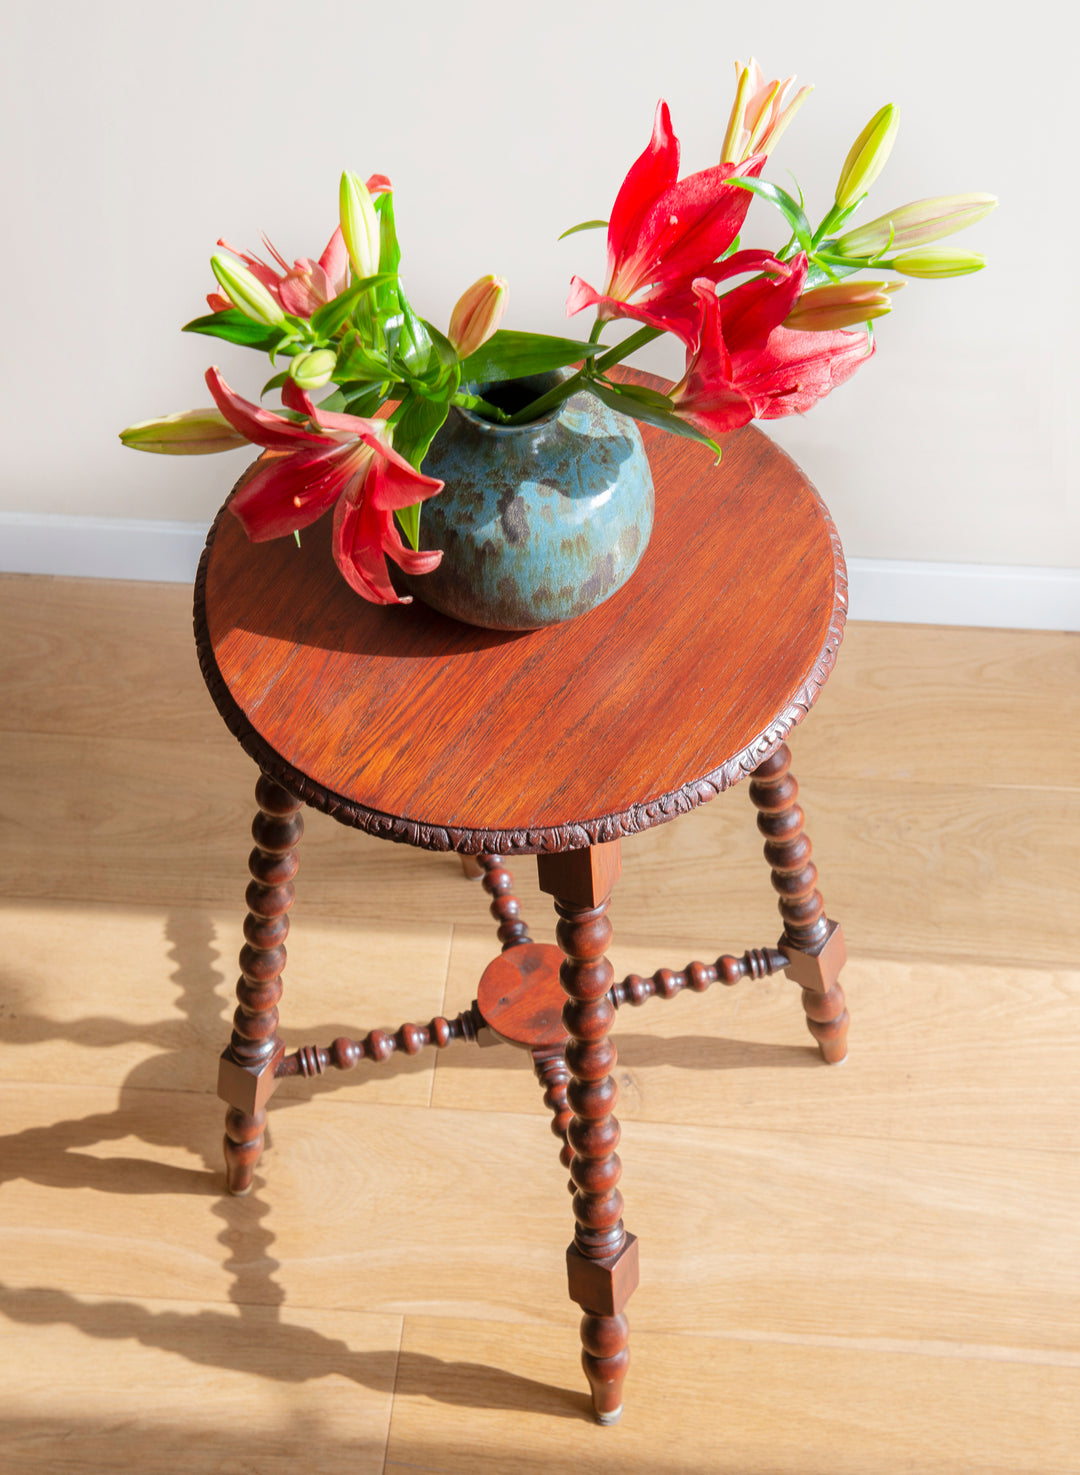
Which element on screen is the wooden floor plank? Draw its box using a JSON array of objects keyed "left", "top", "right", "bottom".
[
  {"left": 0, "top": 1292, "right": 401, "bottom": 1475},
  {"left": 5, "top": 1082, "right": 1074, "bottom": 1352},
  {"left": 0, "top": 574, "right": 216, "bottom": 745},
  {"left": 2, "top": 729, "right": 1077, "bottom": 966},
  {"left": 3, "top": 575, "right": 1080, "bottom": 1472},
  {"left": 0, "top": 900, "right": 452, "bottom": 1104},
  {"left": 385, "top": 1316, "right": 1080, "bottom": 1475},
  {"left": 434, "top": 926, "right": 1080, "bottom": 1151},
  {"left": 793, "top": 621, "right": 1080, "bottom": 791}
]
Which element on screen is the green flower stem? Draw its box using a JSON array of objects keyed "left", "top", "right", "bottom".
[
  {"left": 593, "top": 324, "right": 662, "bottom": 374},
  {"left": 502, "top": 322, "right": 665, "bottom": 426},
  {"left": 452, "top": 391, "right": 513, "bottom": 422},
  {"left": 502, "top": 369, "right": 587, "bottom": 425}
]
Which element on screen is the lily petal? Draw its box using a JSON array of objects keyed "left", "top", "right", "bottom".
[
  {"left": 605, "top": 99, "right": 680, "bottom": 291},
  {"left": 230, "top": 441, "right": 370, "bottom": 540},
  {"left": 333, "top": 490, "right": 401, "bottom": 603},
  {"left": 205, "top": 368, "right": 327, "bottom": 451}
]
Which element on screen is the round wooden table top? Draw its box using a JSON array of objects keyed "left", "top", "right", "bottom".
[{"left": 195, "top": 417, "right": 847, "bottom": 855}]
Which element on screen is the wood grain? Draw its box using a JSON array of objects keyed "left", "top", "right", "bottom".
[
  {"left": 196, "top": 421, "right": 845, "bottom": 851},
  {"left": 385, "top": 1316, "right": 1080, "bottom": 1475}
]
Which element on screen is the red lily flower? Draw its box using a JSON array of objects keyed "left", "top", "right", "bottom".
[
  {"left": 207, "top": 174, "right": 392, "bottom": 318},
  {"left": 671, "top": 256, "right": 875, "bottom": 436},
  {"left": 206, "top": 367, "right": 444, "bottom": 605},
  {"left": 566, "top": 101, "right": 764, "bottom": 347}
]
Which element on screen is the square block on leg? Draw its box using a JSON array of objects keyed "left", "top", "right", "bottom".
[
  {"left": 217, "top": 1043, "right": 285, "bottom": 1115},
  {"left": 566, "top": 1234, "right": 640, "bottom": 1316},
  {"left": 781, "top": 921, "right": 847, "bottom": 994},
  {"left": 537, "top": 841, "right": 622, "bottom": 909}
]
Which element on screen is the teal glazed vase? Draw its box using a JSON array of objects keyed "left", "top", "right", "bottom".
[{"left": 406, "top": 372, "right": 654, "bottom": 630}]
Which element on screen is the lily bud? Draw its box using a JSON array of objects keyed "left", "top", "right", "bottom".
[
  {"left": 288, "top": 349, "right": 337, "bottom": 390},
  {"left": 448, "top": 275, "right": 509, "bottom": 358},
  {"left": 835, "top": 103, "right": 899, "bottom": 209},
  {"left": 835, "top": 193, "right": 998, "bottom": 257},
  {"left": 887, "top": 249, "right": 987, "bottom": 278},
  {"left": 784, "top": 280, "right": 902, "bottom": 332},
  {"left": 339, "top": 170, "right": 381, "bottom": 279},
  {"left": 119, "top": 408, "right": 249, "bottom": 455},
  {"left": 210, "top": 254, "right": 286, "bottom": 327}
]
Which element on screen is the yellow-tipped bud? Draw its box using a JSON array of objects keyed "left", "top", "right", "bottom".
[
  {"left": 288, "top": 349, "right": 337, "bottom": 390},
  {"left": 119, "top": 408, "right": 248, "bottom": 455},
  {"left": 339, "top": 170, "right": 381, "bottom": 279},
  {"left": 888, "top": 249, "right": 987, "bottom": 278},
  {"left": 783, "top": 280, "right": 902, "bottom": 332},
  {"left": 448, "top": 275, "right": 510, "bottom": 359},
  {"left": 835, "top": 193, "right": 998, "bottom": 257},
  {"left": 835, "top": 103, "right": 899, "bottom": 210},
  {"left": 209, "top": 254, "right": 286, "bottom": 326}
]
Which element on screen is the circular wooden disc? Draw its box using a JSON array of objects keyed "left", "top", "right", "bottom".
[
  {"left": 195, "top": 410, "right": 845, "bottom": 855},
  {"left": 476, "top": 945, "right": 568, "bottom": 1049}
]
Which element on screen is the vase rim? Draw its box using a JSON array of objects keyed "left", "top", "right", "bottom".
[{"left": 457, "top": 368, "right": 570, "bottom": 435}]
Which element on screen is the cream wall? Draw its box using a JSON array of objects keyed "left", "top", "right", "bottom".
[{"left": 1, "top": 0, "right": 1074, "bottom": 586}]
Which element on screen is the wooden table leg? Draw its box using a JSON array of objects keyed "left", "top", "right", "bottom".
[
  {"left": 749, "top": 744, "right": 850, "bottom": 1063},
  {"left": 537, "top": 841, "right": 640, "bottom": 1425},
  {"left": 216, "top": 774, "right": 302, "bottom": 1195}
]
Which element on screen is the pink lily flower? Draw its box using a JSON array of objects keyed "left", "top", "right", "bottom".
[
  {"left": 207, "top": 174, "right": 392, "bottom": 318},
  {"left": 566, "top": 101, "right": 764, "bottom": 348},
  {"left": 205, "top": 367, "right": 444, "bottom": 605},
  {"left": 671, "top": 256, "right": 875, "bottom": 436},
  {"left": 719, "top": 59, "right": 813, "bottom": 165}
]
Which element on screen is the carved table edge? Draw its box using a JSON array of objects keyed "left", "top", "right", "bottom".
[{"left": 193, "top": 486, "right": 847, "bottom": 857}]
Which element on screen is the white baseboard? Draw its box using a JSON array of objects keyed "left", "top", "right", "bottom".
[
  {"left": 1, "top": 512, "right": 1077, "bottom": 631},
  {"left": 0, "top": 513, "right": 208, "bottom": 584},
  {"left": 845, "top": 558, "right": 1079, "bottom": 631}
]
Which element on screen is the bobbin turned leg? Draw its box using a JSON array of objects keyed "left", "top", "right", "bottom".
[
  {"left": 749, "top": 744, "right": 849, "bottom": 1063},
  {"left": 217, "top": 774, "right": 303, "bottom": 1194},
  {"left": 537, "top": 842, "right": 639, "bottom": 1425}
]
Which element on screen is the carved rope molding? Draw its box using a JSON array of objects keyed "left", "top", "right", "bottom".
[{"left": 194, "top": 491, "right": 847, "bottom": 857}]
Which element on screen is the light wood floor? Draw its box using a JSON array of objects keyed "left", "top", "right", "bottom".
[{"left": 1, "top": 571, "right": 1078, "bottom": 1473}]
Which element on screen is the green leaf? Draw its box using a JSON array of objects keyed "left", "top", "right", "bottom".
[
  {"left": 461, "top": 330, "right": 606, "bottom": 384},
  {"left": 727, "top": 176, "right": 814, "bottom": 252},
  {"left": 588, "top": 380, "right": 722, "bottom": 457},
  {"left": 557, "top": 218, "right": 609, "bottom": 241},
  {"left": 371, "top": 192, "right": 405, "bottom": 327},
  {"left": 335, "top": 330, "right": 391, "bottom": 383},
  {"left": 309, "top": 274, "right": 398, "bottom": 338},
  {"left": 260, "top": 370, "right": 289, "bottom": 397},
  {"left": 318, "top": 381, "right": 391, "bottom": 417},
  {"left": 182, "top": 309, "right": 286, "bottom": 351},
  {"left": 397, "top": 290, "right": 434, "bottom": 376},
  {"left": 395, "top": 502, "right": 422, "bottom": 551},
  {"left": 391, "top": 390, "right": 451, "bottom": 472}
]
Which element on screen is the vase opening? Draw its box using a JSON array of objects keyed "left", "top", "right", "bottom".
[{"left": 464, "top": 370, "right": 567, "bottom": 430}]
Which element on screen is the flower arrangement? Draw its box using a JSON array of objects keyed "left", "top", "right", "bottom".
[{"left": 121, "top": 59, "right": 995, "bottom": 606}]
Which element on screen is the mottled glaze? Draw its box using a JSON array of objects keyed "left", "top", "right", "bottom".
[{"left": 403, "top": 372, "right": 655, "bottom": 630}]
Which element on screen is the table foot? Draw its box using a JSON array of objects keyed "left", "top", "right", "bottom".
[
  {"left": 223, "top": 1106, "right": 265, "bottom": 1196},
  {"left": 217, "top": 775, "right": 302, "bottom": 1192},
  {"left": 750, "top": 745, "right": 850, "bottom": 1063}
]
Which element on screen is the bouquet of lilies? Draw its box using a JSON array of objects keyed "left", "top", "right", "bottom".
[{"left": 122, "top": 59, "right": 995, "bottom": 605}]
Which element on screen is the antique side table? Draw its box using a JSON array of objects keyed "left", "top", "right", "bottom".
[{"left": 193, "top": 417, "right": 850, "bottom": 1425}]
